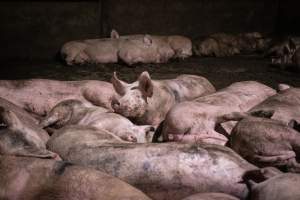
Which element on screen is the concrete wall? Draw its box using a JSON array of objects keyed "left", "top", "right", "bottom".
[{"left": 0, "top": 0, "right": 283, "bottom": 61}]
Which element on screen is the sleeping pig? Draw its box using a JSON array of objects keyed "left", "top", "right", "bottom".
[
  {"left": 0, "top": 155, "right": 151, "bottom": 200},
  {"left": 40, "top": 99, "right": 154, "bottom": 143},
  {"left": 47, "top": 130, "right": 257, "bottom": 200},
  {"left": 155, "top": 81, "right": 276, "bottom": 145},
  {"left": 0, "top": 79, "right": 116, "bottom": 116}
]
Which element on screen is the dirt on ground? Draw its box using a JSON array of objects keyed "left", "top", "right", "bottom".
[{"left": 1, "top": 55, "right": 300, "bottom": 90}]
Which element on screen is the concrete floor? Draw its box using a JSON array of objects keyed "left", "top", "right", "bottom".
[{"left": 2, "top": 55, "right": 300, "bottom": 90}]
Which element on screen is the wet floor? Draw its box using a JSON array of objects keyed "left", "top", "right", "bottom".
[{"left": 2, "top": 55, "right": 300, "bottom": 90}]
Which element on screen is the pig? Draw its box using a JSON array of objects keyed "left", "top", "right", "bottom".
[
  {"left": 181, "top": 193, "right": 239, "bottom": 200},
  {"left": 111, "top": 71, "right": 216, "bottom": 125},
  {"left": 0, "top": 106, "right": 58, "bottom": 159},
  {"left": 292, "top": 47, "right": 300, "bottom": 70},
  {"left": 193, "top": 32, "right": 269, "bottom": 57},
  {"left": 47, "top": 125, "right": 127, "bottom": 156},
  {"left": 118, "top": 35, "right": 170, "bottom": 65},
  {"left": 222, "top": 112, "right": 300, "bottom": 172},
  {"left": 0, "top": 79, "right": 116, "bottom": 116},
  {"left": 249, "top": 84, "right": 300, "bottom": 125},
  {"left": 244, "top": 167, "right": 300, "bottom": 200},
  {"left": 117, "top": 31, "right": 192, "bottom": 61},
  {"left": 0, "top": 155, "right": 151, "bottom": 200},
  {"left": 47, "top": 130, "right": 257, "bottom": 200},
  {"left": 40, "top": 99, "right": 155, "bottom": 143},
  {"left": 155, "top": 81, "right": 276, "bottom": 145},
  {"left": 61, "top": 30, "right": 120, "bottom": 65}
]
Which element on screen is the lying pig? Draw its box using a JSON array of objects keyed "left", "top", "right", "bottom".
[
  {"left": 193, "top": 32, "right": 268, "bottom": 57},
  {"left": 181, "top": 193, "right": 239, "bottom": 200},
  {"left": 0, "top": 79, "right": 116, "bottom": 116},
  {"left": 0, "top": 106, "right": 57, "bottom": 159},
  {"left": 61, "top": 30, "right": 120, "bottom": 65},
  {"left": 0, "top": 155, "right": 151, "bottom": 200},
  {"left": 249, "top": 84, "right": 300, "bottom": 125},
  {"left": 221, "top": 111, "right": 300, "bottom": 172},
  {"left": 47, "top": 131, "right": 257, "bottom": 200},
  {"left": 40, "top": 99, "right": 154, "bottom": 143},
  {"left": 118, "top": 35, "right": 171, "bottom": 65},
  {"left": 111, "top": 71, "right": 216, "bottom": 125},
  {"left": 155, "top": 81, "right": 276, "bottom": 145},
  {"left": 244, "top": 167, "right": 300, "bottom": 200}
]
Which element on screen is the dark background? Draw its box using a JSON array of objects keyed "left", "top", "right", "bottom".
[{"left": 0, "top": 0, "right": 299, "bottom": 61}]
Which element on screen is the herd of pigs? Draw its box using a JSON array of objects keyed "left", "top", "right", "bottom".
[
  {"left": 61, "top": 30, "right": 300, "bottom": 70},
  {"left": 0, "top": 68, "right": 299, "bottom": 200}
]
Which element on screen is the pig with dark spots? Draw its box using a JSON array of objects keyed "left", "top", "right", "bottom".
[
  {"left": 41, "top": 99, "right": 154, "bottom": 143},
  {"left": 244, "top": 167, "right": 300, "bottom": 200},
  {"left": 156, "top": 81, "right": 276, "bottom": 145},
  {"left": 111, "top": 71, "right": 216, "bottom": 126},
  {"left": 0, "top": 107, "right": 58, "bottom": 159},
  {"left": 0, "top": 156, "right": 151, "bottom": 200},
  {"left": 0, "top": 79, "right": 116, "bottom": 116},
  {"left": 249, "top": 84, "right": 300, "bottom": 125},
  {"left": 181, "top": 193, "right": 239, "bottom": 200},
  {"left": 219, "top": 111, "right": 300, "bottom": 172},
  {"left": 47, "top": 132, "right": 257, "bottom": 200}
]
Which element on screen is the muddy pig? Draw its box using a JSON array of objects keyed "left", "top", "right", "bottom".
[
  {"left": 47, "top": 131, "right": 257, "bottom": 200},
  {"left": 155, "top": 81, "right": 275, "bottom": 145},
  {"left": 0, "top": 155, "right": 151, "bottom": 200},
  {"left": 221, "top": 111, "right": 300, "bottom": 172},
  {"left": 0, "top": 106, "right": 58, "bottom": 159},
  {"left": 111, "top": 71, "right": 215, "bottom": 126},
  {"left": 244, "top": 167, "right": 300, "bottom": 200}
]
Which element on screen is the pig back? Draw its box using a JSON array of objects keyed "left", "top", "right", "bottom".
[{"left": 48, "top": 140, "right": 256, "bottom": 200}]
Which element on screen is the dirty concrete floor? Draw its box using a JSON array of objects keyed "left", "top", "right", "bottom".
[{"left": 2, "top": 55, "right": 300, "bottom": 90}]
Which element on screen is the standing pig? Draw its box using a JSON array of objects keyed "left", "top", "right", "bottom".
[
  {"left": 181, "top": 193, "right": 239, "bottom": 200},
  {"left": 111, "top": 71, "right": 216, "bottom": 125},
  {"left": 155, "top": 81, "right": 276, "bottom": 145},
  {"left": 40, "top": 99, "right": 154, "bottom": 143},
  {"left": 0, "top": 79, "right": 116, "bottom": 116},
  {"left": 0, "top": 155, "right": 151, "bottom": 200},
  {"left": 47, "top": 131, "right": 257, "bottom": 200},
  {"left": 244, "top": 167, "right": 300, "bottom": 200},
  {"left": 0, "top": 106, "right": 57, "bottom": 159}
]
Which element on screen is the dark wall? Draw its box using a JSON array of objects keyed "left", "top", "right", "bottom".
[
  {"left": 276, "top": 0, "right": 300, "bottom": 36},
  {"left": 0, "top": 1, "right": 100, "bottom": 61},
  {"left": 103, "top": 0, "right": 278, "bottom": 38},
  {"left": 0, "top": 0, "right": 284, "bottom": 61}
]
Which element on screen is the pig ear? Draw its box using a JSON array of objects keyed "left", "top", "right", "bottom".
[
  {"left": 0, "top": 107, "right": 23, "bottom": 130},
  {"left": 250, "top": 110, "right": 274, "bottom": 119},
  {"left": 138, "top": 71, "right": 154, "bottom": 98},
  {"left": 243, "top": 167, "right": 282, "bottom": 185},
  {"left": 111, "top": 72, "right": 128, "bottom": 95},
  {"left": 143, "top": 35, "right": 153, "bottom": 46},
  {"left": 14, "top": 148, "right": 61, "bottom": 160},
  {"left": 216, "top": 112, "right": 248, "bottom": 123},
  {"left": 278, "top": 83, "right": 291, "bottom": 92},
  {"left": 288, "top": 119, "right": 300, "bottom": 132},
  {"left": 110, "top": 29, "right": 120, "bottom": 39},
  {"left": 289, "top": 38, "right": 297, "bottom": 50}
]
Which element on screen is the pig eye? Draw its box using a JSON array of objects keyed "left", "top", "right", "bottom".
[{"left": 130, "top": 86, "right": 139, "bottom": 90}]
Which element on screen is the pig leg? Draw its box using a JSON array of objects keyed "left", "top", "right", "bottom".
[
  {"left": 253, "top": 150, "right": 296, "bottom": 166},
  {"left": 287, "top": 159, "right": 300, "bottom": 173}
]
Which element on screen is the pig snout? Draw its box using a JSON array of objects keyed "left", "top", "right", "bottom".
[
  {"left": 111, "top": 98, "right": 121, "bottom": 112},
  {"left": 121, "top": 135, "right": 138, "bottom": 143}
]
